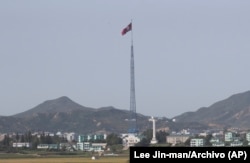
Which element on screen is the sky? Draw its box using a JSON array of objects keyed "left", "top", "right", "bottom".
[{"left": 1, "top": 0, "right": 250, "bottom": 118}]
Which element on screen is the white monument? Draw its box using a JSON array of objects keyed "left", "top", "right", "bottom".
[{"left": 149, "top": 116, "right": 158, "bottom": 144}]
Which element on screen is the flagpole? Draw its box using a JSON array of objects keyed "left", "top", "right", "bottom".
[
  {"left": 121, "top": 20, "right": 137, "bottom": 133},
  {"left": 131, "top": 19, "right": 133, "bottom": 46},
  {"left": 129, "top": 19, "right": 137, "bottom": 133}
]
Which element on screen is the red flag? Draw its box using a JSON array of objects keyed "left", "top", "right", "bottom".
[{"left": 121, "top": 23, "right": 132, "bottom": 36}]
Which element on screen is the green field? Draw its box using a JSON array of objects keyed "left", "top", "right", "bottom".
[
  {"left": 0, "top": 156, "right": 129, "bottom": 163},
  {"left": 0, "top": 152, "right": 129, "bottom": 163}
]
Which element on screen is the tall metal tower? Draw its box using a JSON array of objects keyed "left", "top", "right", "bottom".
[
  {"left": 129, "top": 43, "right": 137, "bottom": 134},
  {"left": 121, "top": 21, "right": 137, "bottom": 134}
]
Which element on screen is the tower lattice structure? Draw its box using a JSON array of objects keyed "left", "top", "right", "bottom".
[{"left": 128, "top": 44, "right": 137, "bottom": 134}]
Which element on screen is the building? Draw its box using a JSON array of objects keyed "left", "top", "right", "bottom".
[
  {"left": 166, "top": 135, "right": 190, "bottom": 146},
  {"left": 77, "top": 133, "right": 107, "bottom": 152},
  {"left": 59, "top": 143, "right": 77, "bottom": 151},
  {"left": 246, "top": 132, "right": 250, "bottom": 142},
  {"left": 230, "top": 140, "right": 243, "bottom": 147},
  {"left": 76, "top": 142, "right": 106, "bottom": 152},
  {"left": 210, "top": 137, "right": 225, "bottom": 147},
  {"left": 211, "top": 142, "right": 225, "bottom": 147},
  {"left": 0, "top": 134, "right": 6, "bottom": 142},
  {"left": 210, "top": 137, "right": 220, "bottom": 143},
  {"left": 12, "top": 142, "right": 32, "bottom": 148},
  {"left": 78, "top": 134, "right": 107, "bottom": 142},
  {"left": 190, "top": 138, "right": 204, "bottom": 147},
  {"left": 224, "top": 132, "right": 234, "bottom": 142},
  {"left": 64, "top": 132, "right": 76, "bottom": 142},
  {"left": 121, "top": 133, "right": 141, "bottom": 147},
  {"left": 37, "top": 144, "right": 59, "bottom": 150}
]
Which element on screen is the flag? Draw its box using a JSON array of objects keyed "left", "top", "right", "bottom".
[{"left": 121, "top": 23, "right": 132, "bottom": 36}]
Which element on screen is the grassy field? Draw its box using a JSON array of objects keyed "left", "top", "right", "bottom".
[
  {"left": 0, "top": 156, "right": 129, "bottom": 163},
  {"left": 0, "top": 151, "right": 129, "bottom": 163}
]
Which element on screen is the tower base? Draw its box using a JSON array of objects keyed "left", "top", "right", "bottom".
[{"left": 150, "top": 138, "right": 158, "bottom": 144}]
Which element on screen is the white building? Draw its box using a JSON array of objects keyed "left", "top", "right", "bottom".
[
  {"left": 166, "top": 135, "right": 190, "bottom": 145},
  {"left": 37, "top": 144, "right": 59, "bottom": 150},
  {"left": 190, "top": 138, "right": 204, "bottom": 147},
  {"left": 121, "top": 133, "right": 141, "bottom": 147},
  {"left": 78, "top": 133, "right": 107, "bottom": 142},
  {"left": 12, "top": 142, "right": 32, "bottom": 148},
  {"left": 76, "top": 142, "right": 106, "bottom": 152},
  {"left": 246, "top": 132, "right": 250, "bottom": 142},
  {"left": 56, "top": 131, "right": 63, "bottom": 138},
  {"left": 64, "top": 132, "right": 76, "bottom": 142},
  {"left": 224, "top": 132, "right": 234, "bottom": 142},
  {"left": 230, "top": 140, "right": 243, "bottom": 147}
]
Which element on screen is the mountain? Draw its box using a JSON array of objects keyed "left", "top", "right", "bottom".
[
  {"left": 0, "top": 96, "right": 169, "bottom": 134},
  {"left": 13, "top": 96, "right": 93, "bottom": 118},
  {"left": 173, "top": 90, "right": 250, "bottom": 129},
  {"left": 2, "top": 90, "right": 250, "bottom": 134}
]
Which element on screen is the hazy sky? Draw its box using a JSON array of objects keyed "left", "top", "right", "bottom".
[{"left": 1, "top": 0, "right": 250, "bottom": 118}]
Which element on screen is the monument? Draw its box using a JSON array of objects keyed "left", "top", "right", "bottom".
[{"left": 149, "top": 116, "right": 158, "bottom": 144}]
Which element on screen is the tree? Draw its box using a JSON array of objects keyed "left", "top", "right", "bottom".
[
  {"left": 110, "top": 144, "right": 123, "bottom": 153},
  {"left": 31, "top": 136, "right": 40, "bottom": 150},
  {"left": 156, "top": 130, "right": 169, "bottom": 143},
  {"left": 2, "top": 134, "right": 11, "bottom": 146},
  {"left": 141, "top": 129, "right": 153, "bottom": 141},
  {"left": 15, "top": 132, "right": 20, "bottom": 143},
  {"left": 21, "top": 135, "right": 25, "bottom": 142},
  {"left": 45, "top": 135, "right": 53, "bottom": 144},
  {"left": 135, "top": 138, "right": 150, "bottom": 147},
  {"left": 134, "top": 129, "right": 152, "bottom": 147},
  {"left": 106, "top": 133, "right": 122, "bottom": 146},
  {"left": 26, "top": 131, "right": 32, "bottom": 142},
  {"left": 40, "top": 132, "right": 46, "bottom": 144},
  {"left": 184, "top": 137, "right": 191, "bottom": 146},
  {"left": 204, "top": 134, "right": 213, "bottom": 146}
]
